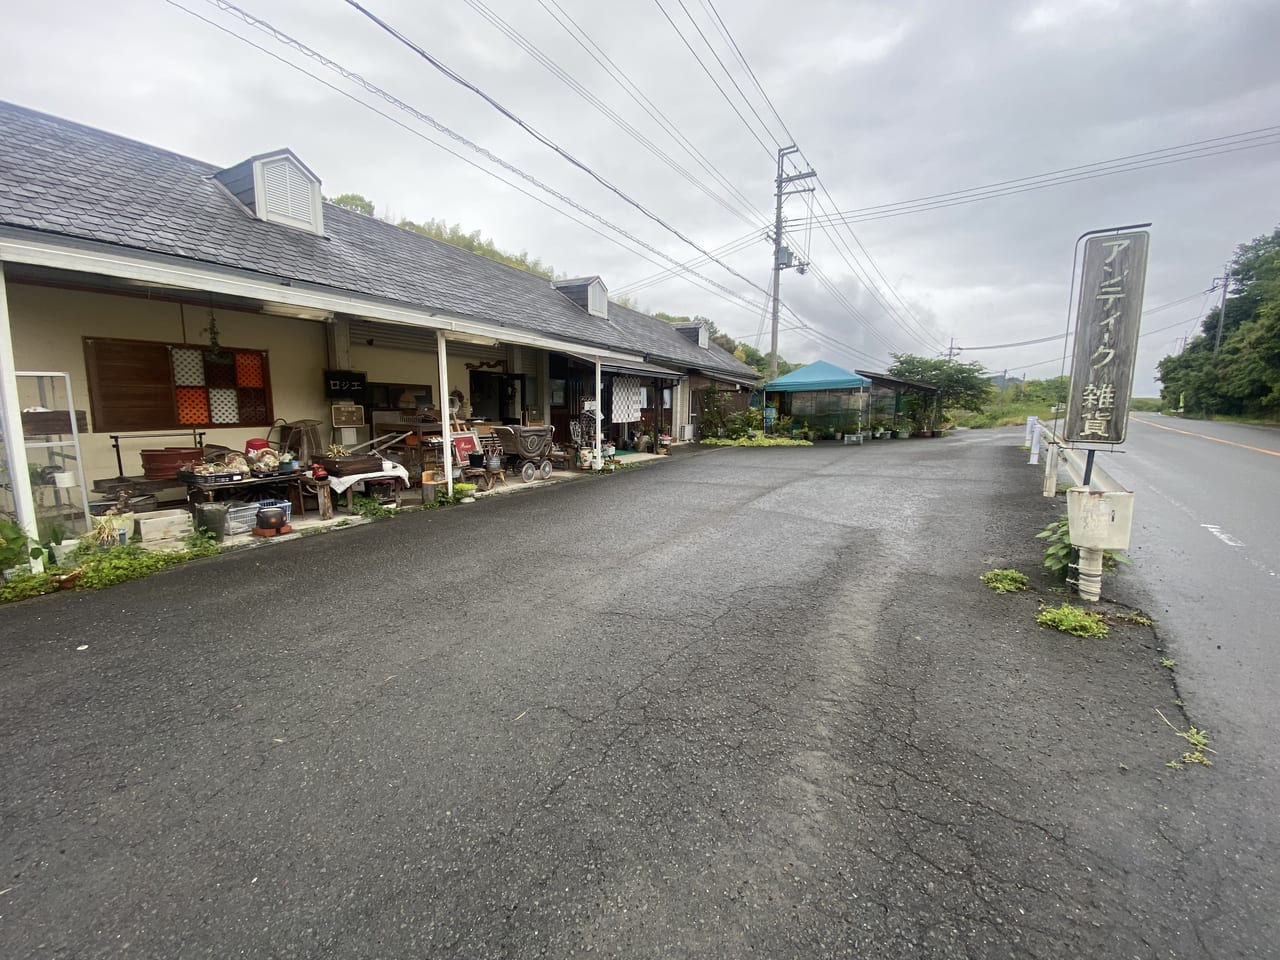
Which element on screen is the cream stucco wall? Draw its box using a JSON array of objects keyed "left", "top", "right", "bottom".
[{"left": 6, "top": 282, "right": 329, "bottom": 482}]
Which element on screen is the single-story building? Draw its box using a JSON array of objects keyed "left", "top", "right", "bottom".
[{"left": 0, "top": 101, "right": 758, "bottom": 547}]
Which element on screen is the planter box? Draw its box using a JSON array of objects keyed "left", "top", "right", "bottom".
[{"left": 135, "top": 508, "right": 194, "bottom": 543}]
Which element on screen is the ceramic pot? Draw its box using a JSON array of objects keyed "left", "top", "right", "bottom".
[{"left": 256, "top": 505, "right": 287, "bottom": 530}]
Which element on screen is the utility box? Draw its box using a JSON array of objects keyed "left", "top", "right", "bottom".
[{"left": 1066, "top": 487, "right": 1135, "bottom": 551}]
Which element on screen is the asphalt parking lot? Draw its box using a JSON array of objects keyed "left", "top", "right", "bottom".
[{"left": 2, "top": 432, "right": 1272, "bottom": 958}]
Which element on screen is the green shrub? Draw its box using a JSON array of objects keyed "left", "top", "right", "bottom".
[
  {"left": 726, "top": 406, "right": 764, "bottom": 439},
  {"left": 1036, "top": 603, "right": 1108, "bottom": 638},
  {"left": 1035, "top": 515, "right": 1072, "bottom": 579},
  {"left": 701, "top": 436, "right": 812, "bottom": 447},
  {"left": 0, "top": 571, "right": 60, "bottom": 602}
]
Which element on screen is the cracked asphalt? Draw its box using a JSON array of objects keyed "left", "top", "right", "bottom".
[{"left": 1, "top": 428, "right": 1273, "bottom": 958}]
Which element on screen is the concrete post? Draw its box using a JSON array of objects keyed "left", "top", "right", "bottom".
[
  {"left": 1028, "top": 421, "right": 1042, "bottom": 465},
  {"left": 1042, "top": 443, "right": 1060, "bottom": 498}
]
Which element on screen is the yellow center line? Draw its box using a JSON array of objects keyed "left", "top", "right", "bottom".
[{"left": 1129, "top": 416, "right": 1280, "bottom": 458}]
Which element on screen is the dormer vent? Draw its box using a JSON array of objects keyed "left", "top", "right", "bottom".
[
  {"left": 213, "top": 149, "right": 324, "bottom": 236},
  {"left": 554, "top": 276, "right": 609, "bottom": 319},
  {"left": 674, "top": 322, "right": 709, "bottom": 349}
]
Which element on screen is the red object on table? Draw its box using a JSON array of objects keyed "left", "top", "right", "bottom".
[{"left": 245, "top": 438, "right": 270, "bottom": 456}]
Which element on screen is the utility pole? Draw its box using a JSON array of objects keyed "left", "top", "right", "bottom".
[
  {"left": 946, "top": 337, "right": 958, "bottom": 360},
  {"left": 768, "top": 145, "right": 815, "bottom": 379},
  {"left": 1213, "top": 263, "right": 1230, "bottom": 355}
]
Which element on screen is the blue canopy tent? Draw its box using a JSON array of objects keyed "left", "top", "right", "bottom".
[{"left": 763, "top": 361, "right": 871, "bottom": 439}]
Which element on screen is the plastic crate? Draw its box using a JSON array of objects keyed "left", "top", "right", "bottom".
[{"left": 225, "top": 498, "right": 291, "bottom": 536}]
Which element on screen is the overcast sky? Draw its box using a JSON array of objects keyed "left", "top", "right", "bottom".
[{"left": 3, "top": 0, "right": 1278, "bottom": 392}]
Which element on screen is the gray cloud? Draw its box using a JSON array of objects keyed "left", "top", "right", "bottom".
[{"left": 2, "top": 0, "right": 1277, "bottom": 392}]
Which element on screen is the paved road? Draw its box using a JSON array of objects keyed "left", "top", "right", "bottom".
[
  {"left": 1104, "top": 414, "right": 1280, "bottom": 949},
  {"left": 1, "top": 431, "right": 1273, "bottom": 958},
  {"left": 1112, "top": 415, "right": 1279, "bottom": 771}
]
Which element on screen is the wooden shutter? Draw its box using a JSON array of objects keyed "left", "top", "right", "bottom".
[{"left": 84, "top": 338, "right": 175, "bottom": 432}]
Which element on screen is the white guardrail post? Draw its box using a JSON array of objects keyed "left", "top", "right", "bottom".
[{"left": 1037, "top": 422, "right": 1135, "bottom": 602}]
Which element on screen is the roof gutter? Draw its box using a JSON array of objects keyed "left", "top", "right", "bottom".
[{"left": 0, "top": 229, "right": 648, "bottom": 364}]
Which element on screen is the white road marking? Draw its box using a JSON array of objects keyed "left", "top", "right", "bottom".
[{"left": 1200, "top": 524, "right": 1245, "bottom": 547}]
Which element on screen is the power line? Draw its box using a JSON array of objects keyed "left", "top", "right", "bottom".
[
  {"left": 185, "top": 0, "right": 779, "bottom": 320},
  {"left": 172, "top": 0, "right": 881, "bottom": 372},
  {"left": 667, "top": 0, "right": 779, "bottom": 150},
  {"left": 671, "top": 3, "right": 943, "bottom": 354},
  {"left": 1008, "top": 311, "right": 1222, "bottom": 374},
  {"left": 804, "top": 129, "right": 1280, "bottom": 226},
  {"left": 342, "top": 0, "right": 775, "bottom": 298},
  {"left": 700, "top": 0, "right": 795, "bottom": 144},
  {"left": 536, "top": 0, "right": 764, "bottom": 220},
  {"left": 458, "top": 0, "right": 761, "bottom": 229},
  {"left": 803, "top": 180, "right": 945, "bottom": 350},
  {"left": 648, "top": 0, "right": 776, "bottom": 157},
  {"left": 614, "top": 230, "right": 766, "bottom": 297}
]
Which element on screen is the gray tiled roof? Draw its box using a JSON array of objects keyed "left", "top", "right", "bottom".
[{"left": 0, "top": 101, "right": 758, "bottom": 383}]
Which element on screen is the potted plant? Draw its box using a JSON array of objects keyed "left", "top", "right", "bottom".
[{"left": 454, "top": 482, "right": 477, "bottom": 503}]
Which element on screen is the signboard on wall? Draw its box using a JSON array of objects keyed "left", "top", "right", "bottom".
[
  {"left": 1064, "top": 231, "right": 1150, "bottom": 444},
  {"left": 324, "top": 369, "right": 367, "bottom": 397}
]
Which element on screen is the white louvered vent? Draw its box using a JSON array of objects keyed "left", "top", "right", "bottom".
[{"left": 253, "top": 153, "right": 324, "bottom": 235}]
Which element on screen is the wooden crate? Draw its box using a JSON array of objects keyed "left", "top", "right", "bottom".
[
  {"left": 21, "top": 409, "right": 89, "bottom": 436},
  {"left": 317, "top": 455, "right": 383, "bottom": 476}
]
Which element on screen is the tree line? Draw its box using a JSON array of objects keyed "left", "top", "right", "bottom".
[{"left": 1157, "top": 225, "right": 1280, "bottom": 418}]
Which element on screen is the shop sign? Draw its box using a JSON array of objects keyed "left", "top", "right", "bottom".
[
  {"left": 1064, "top": 231, "right": 1149, "bottom": 444},
  {"left": 324, "top": 369, "right": 367, "bottom": 397}
]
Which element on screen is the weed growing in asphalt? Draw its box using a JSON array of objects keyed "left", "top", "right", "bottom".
[
  {"left": 1035, "top": 602, "right": 1108, "bottom": 638},
  {"left": 1113, "top": 610, "right": 1154, "bottom": 626},
  {"left": 1157, "top": 709, "right": 1215, "bottom": 769},
  {"left": 980, "top": 568, "right": 1029, "bottom": 593},
  {"left": 351, "top": 495, "right": 395, "bottom": 519},
  {"left": 1160, "top": 657, "right": 1177, "bottom": 668}
]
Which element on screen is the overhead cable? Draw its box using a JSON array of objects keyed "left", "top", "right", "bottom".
[
  {"left": 804, "top": 129, "right": 1280, "bottom": 226},
  {"left": 184, "top": 0, "right": 774, "bottom": 319},
  {"left": 342, "top": 0, "right": 773, "bottom": 298},
  {"left": 458, "top": 0, "right": 761, "bottom": 228},
  {"left": 537, "top": 0, "right": 764, "bottom": 220}
]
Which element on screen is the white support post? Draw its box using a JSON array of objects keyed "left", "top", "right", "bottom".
[
  {"left": 1028, "top": 421, "right": 1042, "bottom": 465},
  {"left": 436, "top": 331, "right": 453, "bottom": 496},
  {"left": 0, "top": 263, "right": 42, "bottom": 573},
  {"left": 1076, "top": 547, "right": 1104, "bottom": 602},
  {"left": 594, "top": 358, "right": 603, "bottom": 465},
  {"left": 1025, "top": 415, "right": 1038, "bottom": 444},
  {"left": 1041, "top": 442, "right": 1060, "bottom": 498}
]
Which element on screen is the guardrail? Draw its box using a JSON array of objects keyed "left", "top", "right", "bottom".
[{"left": 1039, "top": 421, "right": 1128, "bottom": 493}]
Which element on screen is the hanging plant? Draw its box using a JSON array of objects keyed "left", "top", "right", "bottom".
[{"left": 202, "top": 311, "right": 233, "bottom": 363}]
